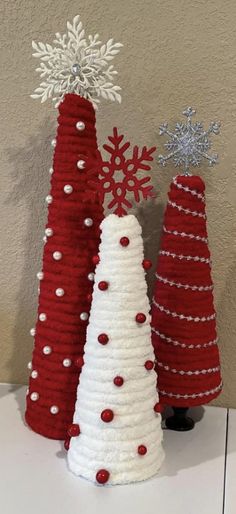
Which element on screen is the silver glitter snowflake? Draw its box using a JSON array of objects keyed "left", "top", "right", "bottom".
[
  {"left": 31, "top": 15, "right": 122, "bottom": 108},
  {"left": 158, "top": 107, "right": 220, "bottom": 175}
]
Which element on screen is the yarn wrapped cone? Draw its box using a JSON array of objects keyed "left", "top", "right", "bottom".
[
  {"left": 152, "top": 175, "right": 222, "bottom": 407},
  {"left": 68, "top": 214, "right": 164, "bottom": 485},
  {"left": 25, "top": 93, "right": 104, "bottom": 439}
]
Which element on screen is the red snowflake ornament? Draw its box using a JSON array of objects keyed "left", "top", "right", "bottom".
[{"left": 90, "top": 128, "right": 156, "bottom": 216}]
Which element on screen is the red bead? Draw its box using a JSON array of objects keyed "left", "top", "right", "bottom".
[
  {"left": 120, "top": 236, "right": 130, "bottom": 247},
  {"left": 98, "top": 333, "right": 109, "bottom": 345},
  {"left": 92, "top": 255, "right": 100, "bottom": 265},
  {"left": 113, "top": 376, "right": 124, "bottom": 387},
  {"left": 64, "top": 438, "right": 70, "bottom": 451},
  {"left": 98, "top": 281, "right": 109, "bottom": 291},
  {"left": 154, "top": 402, "right": 164, "bottom": 413},
  {"left": 96, "top": 469, "right": 110, "bottom": 484},
  {"left": 138, "top": 445, "right": 147, "bottom": 456},
  {"left": 101, "top": 409, "right": 114, "bottom": 423},
  {"left": 75, "top": 356, "right": 84, "bottom": 369},
  {"left": 142, "top": 259, "right": 152, "bottom": 270},
  {"left": 87, "top": 293, "right": 92, "bottom": 302},
  {"left": 68, "top": 423, "right": 80, "bottom": 437},
  {"left": 145, "top": 360, "right": 154, "bottom": 370},
  {"left": 135, "top": 313, "right": 146, "bottom": 324}
]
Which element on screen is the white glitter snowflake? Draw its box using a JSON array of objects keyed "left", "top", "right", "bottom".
[
  {"left": 158, "top": 107, "right": 220, "bottom": 175},
  {"left": 31, "top": 15, "right": 123, "bottom": 108}
]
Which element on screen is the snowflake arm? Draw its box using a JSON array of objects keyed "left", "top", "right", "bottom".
[
  {"left": 31, "top": 15, "right": 122, "bottom": 108},
  {"left": 158, "top": 107, "right": 221, "bottom": 175},
  {"left": 89, "top": 128, "right": 156, "bottom": 216}
]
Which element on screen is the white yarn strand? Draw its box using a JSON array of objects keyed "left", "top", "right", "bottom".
[
  {"left": 159, "top": 250, "right": 211, "bottom": 265},
  {"left": 151, "top": 327, "right": 218, "bottom": 349},
  {"left": 157, "top": 361, "right": 220, "bottom": 375},
  {"left": 168, "top": 200, "right": 206, "bottom": 219},
  {"left": 173, "top": 176, "right": 205, "bottom": 202},
  {"left": 153, "top": 299, "right": 216, "bottom": 322},
  {"left": 163, "top": 226, "right": 208, "bottom": 244},
  {"left": 159, "top": 381, "right": 223, "bottom": 400},
  {"left": 155, "top": 273, "right": 213, "bottom": 292}
]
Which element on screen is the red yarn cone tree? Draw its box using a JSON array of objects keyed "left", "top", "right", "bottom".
[
  {"left": 152, "top": 108, "right": 222, "bottom": 424},
  {"left": 26, "top": 93, "right": 103, "bottom": 439},
  {"left": 25, "top": 15, "right": 122, "bottom": 439}
]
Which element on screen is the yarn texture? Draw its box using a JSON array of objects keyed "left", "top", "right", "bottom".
[
  {"left": 152, "top": 175, "right": 222, "bottom": 407},
  {"left": 25, "top": 94, "right": 103, "bottom": 439},
  {"left": 68, "top": 214, "right": 164, "bottom": 485}
]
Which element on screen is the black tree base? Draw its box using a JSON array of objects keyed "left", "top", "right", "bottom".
[{"left": 165, "top": 407, "right": 195, "bottom": 431}]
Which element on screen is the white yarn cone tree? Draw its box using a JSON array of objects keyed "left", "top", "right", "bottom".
[{"left": 67, "top": 129, "right": 164, "bottom": 485}]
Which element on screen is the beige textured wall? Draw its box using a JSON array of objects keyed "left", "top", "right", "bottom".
[{"left": 0, "top": 0, "right": 235, "bottom": 407}]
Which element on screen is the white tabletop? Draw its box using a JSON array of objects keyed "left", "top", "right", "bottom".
[
  {"left": 225, "top": 409, "right": 236, "bottom": 514},
  {"left": 0, "top": 384, "right": 231, "bottom": 514}
]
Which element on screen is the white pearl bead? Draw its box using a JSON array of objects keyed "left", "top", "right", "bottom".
[
  {"left": 51, "top": 138, "right": 56, "bottom": 147},
  {"left": 63, "top": 358, "right": 72, "bottom": 368},
  {"left": 84, "top": 218, "right": 93, "bottom": 227},
  {"left": 31, "top": 370, "right": 38, "bottom": 379},
  {"left": 37, "top": 271, "right": 44, "bottom": 280},
  {"left": 26, "top": 388, "right": 29, "bottom": 395},
  {"left": 88, "top": 272, "right": 95, "bottom": 282},
  {"left": 64, "top": 184, "right": 73, "bottom": 195},
  {"left": 45, "top": 195, "right": 53, "bottom": 204},
  {"left": 76, "top": 121, "right": 85, "bottom": 131},
  {"left": 27, "top": 361, "right": 32, "bottom": 370},
  {"left": 30, "top": 328, "right": 36, "bottom": 337},
  {"left": 30, "top": 392, "right": 39, "bottom": 401},
  {"left": 39, "top": 313, "right": 47, "bottom": 322},
  {"left": 43, "top": 345, "right": 52, "bottom": 355},
  {"left": 50, "top": 405, "right": 59, "bottom": 415},
  {"left": 43, "top": 236, "right": 47, "bottom": 243},
  {"left": 49, "top": 167, "right": 54, "bottom": 175},
  {"left": 80, "top": 312, "right": 89, "bottom": 321},
  {"left": 77, "top": 159, "right": 85, "bottom": 170},
  {"left": 53, "top": 251, "right": 62, "bottom": 261},
  {"left": 45, "top": 227, "right": 53, "bottom": 237},
  {"left": 55, "top": 288, "right": 64, "bottom": 297}
]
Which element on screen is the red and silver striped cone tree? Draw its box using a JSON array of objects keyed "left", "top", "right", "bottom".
[
  {"left": 25, "top": 16, "right": 122, "bottom": 439},
  {"left": 152, "top": 108, "right": 222, "bottom": 429}
]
